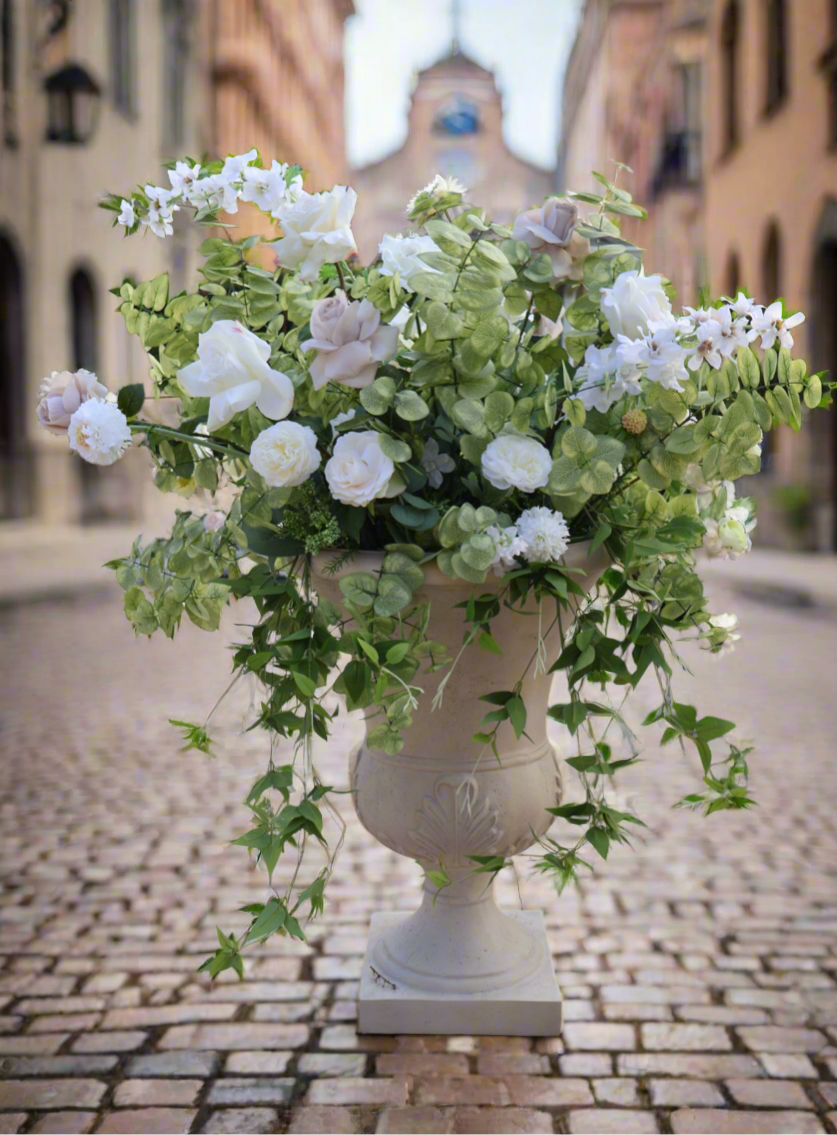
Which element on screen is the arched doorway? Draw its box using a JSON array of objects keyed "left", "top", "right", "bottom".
[
  {"left": 810, "top": 200, "right": 837, "bottom": 549},
  {"left": 68, "top": 266, "right": 102, "bottom": 521},
  {"left": 0, "top": 229, "right": 28, "bottom": 518}
]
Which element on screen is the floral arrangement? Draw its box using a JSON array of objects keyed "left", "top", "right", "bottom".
[{"left": 38, "top": 152, "right": 828, "bottom": 978}]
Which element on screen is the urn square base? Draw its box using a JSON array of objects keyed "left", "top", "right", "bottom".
[{"left": 356, "top": 910, "right": 562, "bottom": 1037}]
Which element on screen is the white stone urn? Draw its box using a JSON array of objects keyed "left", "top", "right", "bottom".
[{"left": 312, "top": 543, "right": 605, "bottom": 1036}]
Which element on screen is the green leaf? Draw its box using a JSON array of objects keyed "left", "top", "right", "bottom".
[
  {"left": 373, "top": 574, "right": 413, "bottom": 617},
  {"left": 586, "top": 828, "right": 610, "bottom": 859},
  {"left": 589, "top": 522, "right": 611, "bottom": 556},
  {"left": 117, "top": 383, "right": 145, "bottom": 419},
  {"left": 424, "top": 300, "right": 464, "bottom": 340},
  {"left": 737, "top": 346, "right": 760, "bottom": 389},
  {"left": 394, "top": 390, "right": 430, "bottom": 421},
  {"left": 359, "top": 376, "right": 396, "bottom": 416},
  {"left": 507, "top": 696, "right": 527, "bottom": 740},
  {"left": 292, "top": 670, "right": 317, "bottom": 698},
  {"left": 338, "top": 572, "right": 378, "bottom": 610}
]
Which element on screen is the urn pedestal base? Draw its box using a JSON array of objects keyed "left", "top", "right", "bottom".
[{"left": 357, "top": 911, "right": 562, "bottom": 1037}]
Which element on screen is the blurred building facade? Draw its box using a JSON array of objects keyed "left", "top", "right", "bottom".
[
  {"left": 0, "top": 0, "right": 354, "bottom": 527},
  {"left": 560, "top": 0, "right": 837, "bottom": 550},
  {"left": 351, "top": 45, "right": 554, "bottom": 263}
]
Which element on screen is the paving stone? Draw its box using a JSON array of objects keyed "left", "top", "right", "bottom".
[
  {"left": 0, "top": 1079, "right": 106, "bottom": 1109},
  {"left": 759, "top": 1053, "right": 819, "bottom": 1078},
  {"left": 452, "top": 1107, "right": 553, "bottom": 1134},
  {"left": 127, "top": 1051, "right": 220, "bottom": 1077},
  {"left": 377, "top": 1054, "right": 470, "bottom": 1077},
  {"left": 159, "top": 1023, "right": 309, "bottom": 1050},
  {"left": 0, "top": 1056, "right": 119, "bottom": 1077},
  {"left": 475, "top": 1054, "right": 550, "bottom": 1074},
  {"left": 568, "top": 1108, "right": 661, "bottom": 1133},
  {"left": 200, "top": 1108, "right": 279, "bottom": 1134},
  {"left": 288, "top": 1106, "right": 360, "bottom": 1133},
  {"left": 0, "top": 1036, "right": 68, "bottom": 1056},
  {"left": 504, "top": 1075, "right": 593, "bottom": 1105},
  {"left": 224, "top": 1051, "right": 292, "bottom": 1075},
  {"left": 726, "top": 1078, "right": 814, "bottom": 1107},
  {"left": 206, "top": 1078, "right": 295, "bottom": 1106},
  {"left": 671, "top": 1109, "right": 824, "bottom": 1134},
  {"left": 94, "top": 1108, "right": 197, "bottom": 1133},
  {"left": 413, "top": 1077, "right": 509, "bottom": 1106},
  {"left": 737, "top": 1026, "right": 828, "bottom": 1052},
  {"left": 563, "top": 1022, "right": 636, "bottom": 1050},
  {"left": 113, "top": 1079, "right": 203, "bottom": 1106},
  {"left": 594, "top": 1077, "right": 641, "bottom": 1106},
  {"left": 618, "top": 1053, "right": 763, "bottom": 1078},
  {"left": 73, "top": 1031, "right": 147, "bottom": 1054},
  {"left": 641, "top": 1022, "right": 732, "bottom": 1050},
  {"left": 649, "top": 1079, "right": 727, "bottom": 1106},
  {"left": 307, "top": 1076, "right": 409, "bottom": 1105},
  {"left": 30, "top": 1112, "right": 97, "bottom": 1134},
  {"left": 297, "top": 1053, "right": 366, "bottom": 1077},
  {"left": 560, "top": 1053, "right": 613, "bottom": 1076},
  {"left": 0, "top": 1115, "right": 26, "bottom": 1134},
  {"left": 374, "top": 1107, "right": 453, "bottom": 1134}
]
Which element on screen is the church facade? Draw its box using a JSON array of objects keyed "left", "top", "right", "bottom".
[{"left": 351, "top": 48, "right": 554, "bottom": 264}]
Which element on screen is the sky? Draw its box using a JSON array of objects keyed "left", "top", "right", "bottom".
[{"left": 344, "top": 0, "right": 584, "bottom": 171}]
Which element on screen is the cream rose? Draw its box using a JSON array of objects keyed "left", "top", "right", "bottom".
[
  {"left": 37, "top": 369, "right": 108, "bottom": 433},
  {"left": 481, "top": 435, "right": 552, "bottom": 493},
  {"left": 378, "top": 233, "right": 441, "bottom": 291},
  {"left": 177, "top": 320, "right": 294, "bottom": 432},
  {"left": 249, "top": 421, "right": 321, "bottom": 488},
  {"left": 271, "top": 186, "right": 357, "bottom": 280},
  {"left": 601, "top": 270, "right": 672, "bottom": 339},
  {"left": 511, "top": 197, "right": 589, "bottom": 280},
  {"left": 67, "top": 400, "right": 132, "bottom": 466},
  {"left": 301, "top": 292, "right": 399, "bottom": 390},
  {"left": 324, "top": 430, "right": 402, "bottom": 507}
]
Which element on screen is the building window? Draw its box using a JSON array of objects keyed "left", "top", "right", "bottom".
[
  {"left": 162, "top": 0, "right": 190, "bottom": 151},
  {"left": 765, "top": 0, "right": 788, "bottom": 113},
  {"left": 726, "top": 250, "right": 741, "bottom": 297},
  {"left": 1, "top": 0, "right": 15, "bottom": 146},
  {"left": 762, "top": 220, "right": 782, "bottom": 300},
  {"left": 721, "top": 0, "right": 740, "bottom": 153},
  {"left": 110, "top": 0, "right": 136, "bottom": 116}
]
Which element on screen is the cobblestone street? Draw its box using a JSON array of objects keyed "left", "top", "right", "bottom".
[{"left": 1, "top": 572, "right": 837, "bottom": 1135}]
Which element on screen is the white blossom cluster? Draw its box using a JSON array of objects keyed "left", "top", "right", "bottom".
[
  {"left": 575, "top": 274, "right": 806, "bottom": 414},
  {"left": 684, "top": 463, "right": 758, "bottom": 560},
  {"left": 487, "top": 507, "right": 570, "bottom": 575}
]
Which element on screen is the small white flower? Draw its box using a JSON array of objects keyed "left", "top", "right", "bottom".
[
  {"left": 117, "top": 199, "right": 135, "bottom": 228},
  {"left": 714, "top": 304, "right": 756, "bottom": 358},
  {"left": 203, "top": 510, "right": 226, "bottom": 532},
  {"left": 329, "top": 408, "right": 358, "bottom": 437},
  {"left": 686, "top": 319, "right": 723, "bottom": 371},
  {"left": 517, "top": 506, "right": 570, "bottom": 563},
  {"left": 702, "top": 611, "right": 741, "bottom": 654},
  {"left": 486, "top": 523, "right": 527, "bottom": 575},
  {"left": 67, "top": 400, "right": 132, "bottom": 466},
  {"left": 167, "top": 160, "right": 202, "bottom": 198},
  {"left": 730, "top": 291, "right": 760, "bottom": 318},
  {"left": 576, "top": 342, "right": 643, "bottom": 413},
  {"left": 481, "top": 435, "right": 552, "bottom": 493},
  {"left": 407, "top": 173, "right": 467, "bottom": 213},
  {"left": 702, "top": 503, "right": 755, "bottom": 559},
  {"left": 272, "top": 186, "right": 358, "bottom": 280},
  {"left": 378, "top": 233, "right": 441, "bottom": 291},
  {"left": 420, "top": 438, "right": 455, "bottom": 489},
  {"left": 629, "top": 325, "right": 689, "bottom": 390},
  {"left": 249, "top": 421, "right": 321, "bottom": 488},
  {"left": 177, "top": 320, "right": 294, "bottom": 431},
  {"left": 241, "top": 160, "right": 303, "bottom": 218},
  {"left": 221, "top": 148, "right": 258, "bottom": 180},
  {"left": 324, "top": 430, "right": 402, "bottom": 507},
  {"left": 751, "top": 300, "right": 805, "bottom": 350}
]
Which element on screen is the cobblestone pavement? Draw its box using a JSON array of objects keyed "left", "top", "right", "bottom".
[{"left": 1, "top": 575, "right": 837, "bottom": 1135}]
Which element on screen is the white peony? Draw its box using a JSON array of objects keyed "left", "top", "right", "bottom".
[
  {"left": 486, "top": 523, "right": 527, "bottom": 575},
  {"left": 271, "top": 186, "right": 357, "bottom": 280},
  {"left": 324, "top": 430, "right": 402, "bottom": 507},
  {"left": 601, "top": 270, "right": 672, "bottom": 339},
  {"left": 67, "top": 400, "right": 132, "bottom": 466},
  {"left": 37, "top": 368, "right": 108, "bottom": 432},
  {"left": 517, "top": 507, "right": 570, "bottom": 563},
  {"left": 378, "top": 233, "right": 441, "bottom": 291},
  {"left": 481, "top": 435, "right": 552, "bottom": 493},
  {"left": 177, "top": 320, "right": 294, "bottom": 432},
  {"left": 249, "top": 421, "right": 321, "bottom": 488}
]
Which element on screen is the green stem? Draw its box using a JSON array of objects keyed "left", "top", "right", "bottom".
[{"left": 130, "top": 421, "right": 249, "bottom": 457}]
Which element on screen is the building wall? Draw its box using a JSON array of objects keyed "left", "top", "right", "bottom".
[
  {"left": 351, "top": 51, "right": 554, "bottom": 264},
  {"left": 0, "top": 0, "right": 211, "bottom": 525},
  {"left": 704, "top": 0, "right": 837, "bottom": 546}
]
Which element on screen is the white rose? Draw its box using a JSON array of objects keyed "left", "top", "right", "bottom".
[
  {"left": 67, "top": 400, "right": 132, "bottom": 466},
  {"left": 271, "top": 186, "right": 357, "bottom": 280},
  {"left": 481, "top": 435, "right": 552, "bottom": 493},
  {"left": 702, "top": 516, "right": 751, "bottom": 558},
  {"left": 378, "top": 233, "right": 441, "bottom": 292},
  {"left": 250, "top": 421, "right": 321, "bottom": 488},
  {"left": 37, "top": 368, "right": 108, "bottom": 432},
  {"left": 177, "top": 320, "right": 294, "bottom": 432},
  {"left": 324, "top": 430, "right": 402, "bottom": 507},
  {"left": 601, "top": 270, "right": 672, "bottom": 340}
]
